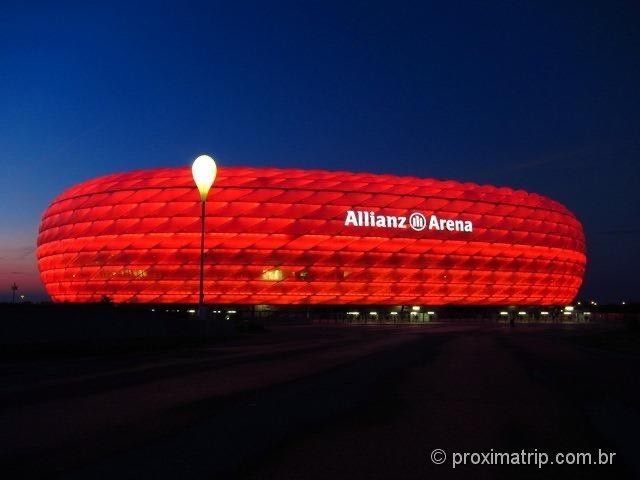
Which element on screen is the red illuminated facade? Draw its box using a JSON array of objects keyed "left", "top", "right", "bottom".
[{"left": 37, "top": 166, "right": 586, "bottom": 305}]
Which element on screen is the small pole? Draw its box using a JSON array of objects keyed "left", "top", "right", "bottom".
[
  {"left": 198, "top": 199, "right": 206, "bottom": 319},
  {"left": 11, "top": 282, "right": 18, "bottom": 304},
  {"left": 191, "top": 154, "right": 217, "bottom": 322}
]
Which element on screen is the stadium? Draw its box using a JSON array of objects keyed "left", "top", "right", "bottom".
[{"left": 37, "top": 166, "right": 586, "bottom": 316}]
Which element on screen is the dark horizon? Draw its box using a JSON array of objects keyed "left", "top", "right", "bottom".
[{"left": 1, "top": 1, "right": 638, "bottom": 303}]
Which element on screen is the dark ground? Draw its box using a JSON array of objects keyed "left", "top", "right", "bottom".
[{"left": 1, "top": 323, "right": 638, "bottom": 479}]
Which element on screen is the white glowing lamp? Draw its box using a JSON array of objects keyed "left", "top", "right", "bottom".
[{"left": 192, "top": 154, "right": 217, "bottom": 201}]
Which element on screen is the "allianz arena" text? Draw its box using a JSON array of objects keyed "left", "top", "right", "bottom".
[{"left": 344, "top": 210, "right": 474, "bottom": 232}]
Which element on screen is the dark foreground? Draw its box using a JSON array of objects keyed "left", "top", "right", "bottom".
[{"left": 1, "top": 324, "right": 639, "bottom": 479}]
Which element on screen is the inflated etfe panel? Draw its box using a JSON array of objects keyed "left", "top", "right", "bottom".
[{"left": 37, "top": 166, "right": 586, "bottom": 304}]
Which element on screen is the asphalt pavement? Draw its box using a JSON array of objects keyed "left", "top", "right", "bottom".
[{"left": 0, "top": 324, "right": 637, "bottom": 479}]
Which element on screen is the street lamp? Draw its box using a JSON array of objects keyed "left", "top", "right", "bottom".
[
  {"left": 11, "top": 282, "right": 18, "bottom": 303},
  {"left": 192, "top": 154, "right": 217, "bottom": 319}
]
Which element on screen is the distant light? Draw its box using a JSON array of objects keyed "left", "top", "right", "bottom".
[
  {"left": 151, "top": 308, "right": 155, "bottom": 312},
  {"left": 564, "top": 306, "right": 574, "bottom": 312},
  {"left": 369, "top": 311, "right": 377, "bottom": 315},
  {"left": 622, "top": 301, "right": 626, "bottom": 305},
  {"left": 187, "top": 309, "right": 196, "bottom": 314},
  {"left": 584, "top": 312, "right": 591, "bottom": 315},
  {"left": 563, "top": 311, "right": 572, "bottom": 315},
  {"left": 499, "top": 311, "right": 509, "bottom": 316},
  {"left": 518, "top": 311, "right": 526, "bottom": 315},
  {"left": 347, "top": 311, "right": 359, "bottom": 315},
  {"left": 412, "top": 306, "right": 420, "bottom": 311},
  {"left": 390, "top": 311, "right": 398, "bottom": 315},
  {"left": 192, "top": 154, "right": 217, "bottom": 201},
  {"left": 410, "top": 311, "right": 417, "bottom": 315},
  {"left": 227, "top": 310, "right": 236, "bottom": 314},
  {"left": 577, "top": 301, "right": 581, "bottom": 305},
  {"left": 427, "top": 311, "right": 435, "bottom": 315},
  {"left": 540, "top": 311, "right": 549, "bottom": 315},
  {"left": 262, "top": 268, "right": 284, "bottom": 281}
]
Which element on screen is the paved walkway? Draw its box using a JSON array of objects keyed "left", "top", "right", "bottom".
[
  {"left": 236, "top": 329, "right": 638, "bottom": 479},
  {"left": 1, "top": 325, "right": 638, "bottom": 479}
]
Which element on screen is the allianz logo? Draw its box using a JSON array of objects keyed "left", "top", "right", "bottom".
[{"left": 344, "top": 210, "right": 473, "bottom": 233}]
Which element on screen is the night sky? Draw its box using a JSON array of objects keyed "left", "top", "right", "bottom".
[{"left": 1, "top": 1, "right": 638, "bottom": 303}]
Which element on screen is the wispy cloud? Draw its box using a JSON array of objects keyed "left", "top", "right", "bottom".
[
  {"left": 592, "top": 229, "right": 640, "bottom": 235},
  {"left": 16, "top": 246, "right": 35, "bottom": 260},
  {"left": 504, "top": 146, "right": 597, "bottom": 173}
]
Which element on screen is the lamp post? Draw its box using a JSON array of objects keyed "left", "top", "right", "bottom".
[
  {"left": 11, "top": 282, "right": 18, "bottom": 303},
  {"left": 192, "top": 154, "right": 217, "bottom": 320}
]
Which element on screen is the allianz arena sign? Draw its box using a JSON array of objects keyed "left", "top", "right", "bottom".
[{"left": 344, "top": 210, "right": 473, "bottom": 232}]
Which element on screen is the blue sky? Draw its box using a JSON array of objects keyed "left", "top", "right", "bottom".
[{"left": 1, "top": 1, "right": 638, "bottom": 302}]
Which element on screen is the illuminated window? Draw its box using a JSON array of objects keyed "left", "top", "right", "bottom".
[
  {"left": 119, "top": 268, "right": 148, "bottom": 278},
  {"left": 262, "top": 269, "right": 283, "bottom": 281}
]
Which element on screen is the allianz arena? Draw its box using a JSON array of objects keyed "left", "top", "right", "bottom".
[{"left": 37, "top": 166, "right": 586, "bottom": 305}]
